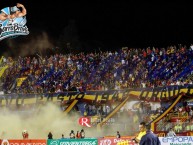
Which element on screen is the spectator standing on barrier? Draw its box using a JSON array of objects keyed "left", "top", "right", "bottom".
[
  {"left": 76, "top": 131, "right": 81, "bottom": 138},
  {"left": 48, "top": 132, "right": 53, "bottom": 139},
  {"left": 80, "top": 129, "right": 85, "bottom": 138},
  {"left": 61, "top": 134, "right": 65, "bottom": 139},
  {"left": 167, "top": 127, "right": 176, "bottom": 137},
  {"left": 139, "top": 124, "right": 161, "bottom": 145},
  {"left": 116, "top": 131, "right": 121, "bottom": 138},
  {"left": 69, "top": 130, "right": 75, "bottom": 139},
  {"left": 131, "top": 121, "right": 146, "bottom": 144},
  {"left": 22, "top": 130, "right": 29, "bottom": 139}
]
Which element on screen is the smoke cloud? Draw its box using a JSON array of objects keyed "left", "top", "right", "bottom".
[
  {"left": 0, "top": 102, "right": 107, "bottom": 139},
  {"left": 2, "top": 32, "right": 54, "bottom": 58}
]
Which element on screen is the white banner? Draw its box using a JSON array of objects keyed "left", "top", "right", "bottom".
[{"left": 159, "top": 136, "right": 193, "bottom": 145}]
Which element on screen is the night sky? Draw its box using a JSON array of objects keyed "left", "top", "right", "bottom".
[{"left": 1, "top": 1, "right": 193, "bottom": 55}]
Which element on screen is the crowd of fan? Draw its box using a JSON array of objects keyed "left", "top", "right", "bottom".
[
  {"left": 1, "top": 44, "right": 193, "bottom": 94},
  {"left": 1, "top": 45, "right": 193, "bottom": 138},
  {"left": 157, "top": 103, "right": 193, "bottom": 133}
]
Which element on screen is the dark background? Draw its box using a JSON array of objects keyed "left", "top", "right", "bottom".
[{"left": 1, "top": 1, "right": 193, "bottom": 56}]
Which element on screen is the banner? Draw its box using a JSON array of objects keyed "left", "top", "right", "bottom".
[
  {"left": 0, "top": 56, "right": 4, "bottom": 64},
  {"left": 47, "top": 138, "right": 98, "bottom": 145},
  {"left": 159, "top": 136, "right": 193, "bottom": 145},
  {"left": 1, "top": 137, "right": 193, "bottom": 145},
  {"left": 17, "top": 77, "right": 27, "bottom": 87},
  {"left": 99, "top": 136, "right": 193, "bottom": 145},
  {"left": 0, "top": 85, "right": 193, "bottom": 107},
  {"left": 98, "top": 137, "right": 137, "bottom": 145},
  {"left": 0, "top": 65, "right": 8, "bottom": 77},
  {"left": 0, "top": 139, "right": 46, "bottom": 145}
]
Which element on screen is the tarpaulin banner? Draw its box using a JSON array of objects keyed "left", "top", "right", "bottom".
[
  {"left": 98, "top": 137, "right": 137, "bottom": 145},
  {"left": 1, "top": 85, "right": 193, "bottom": 107},
  {"left": 47, "top": 138, "right": 98, "bottom": 145},
  {"left": 0, "top": 139, "right": 46, "bottom": 145},
  {"left": 16, "top": 77, "right": 27, "bottom": 87},
  {"left": 159, "top": 136, "right": 193, "bottom": 145}
]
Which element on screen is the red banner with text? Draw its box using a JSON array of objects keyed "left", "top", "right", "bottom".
[
  {"left": 0, "top": 139, "right": 46, "bottom": 145},
  {"left": 98, "top": 137, "right": 138, "bottom": 145}
]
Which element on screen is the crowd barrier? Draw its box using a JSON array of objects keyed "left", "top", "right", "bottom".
[{"left": 1, "top": 136, "right": 193, "bottom": 145}]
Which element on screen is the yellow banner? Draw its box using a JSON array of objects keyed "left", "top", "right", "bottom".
[
  {"left": 0, "top": 65, "right": 8, "bottom": 77},
  {"left": 17, "top": 77, "right": 27, "bottom": 87},
  {"left": 0, "top": 56, "right": 4, "bottom": 64}
]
